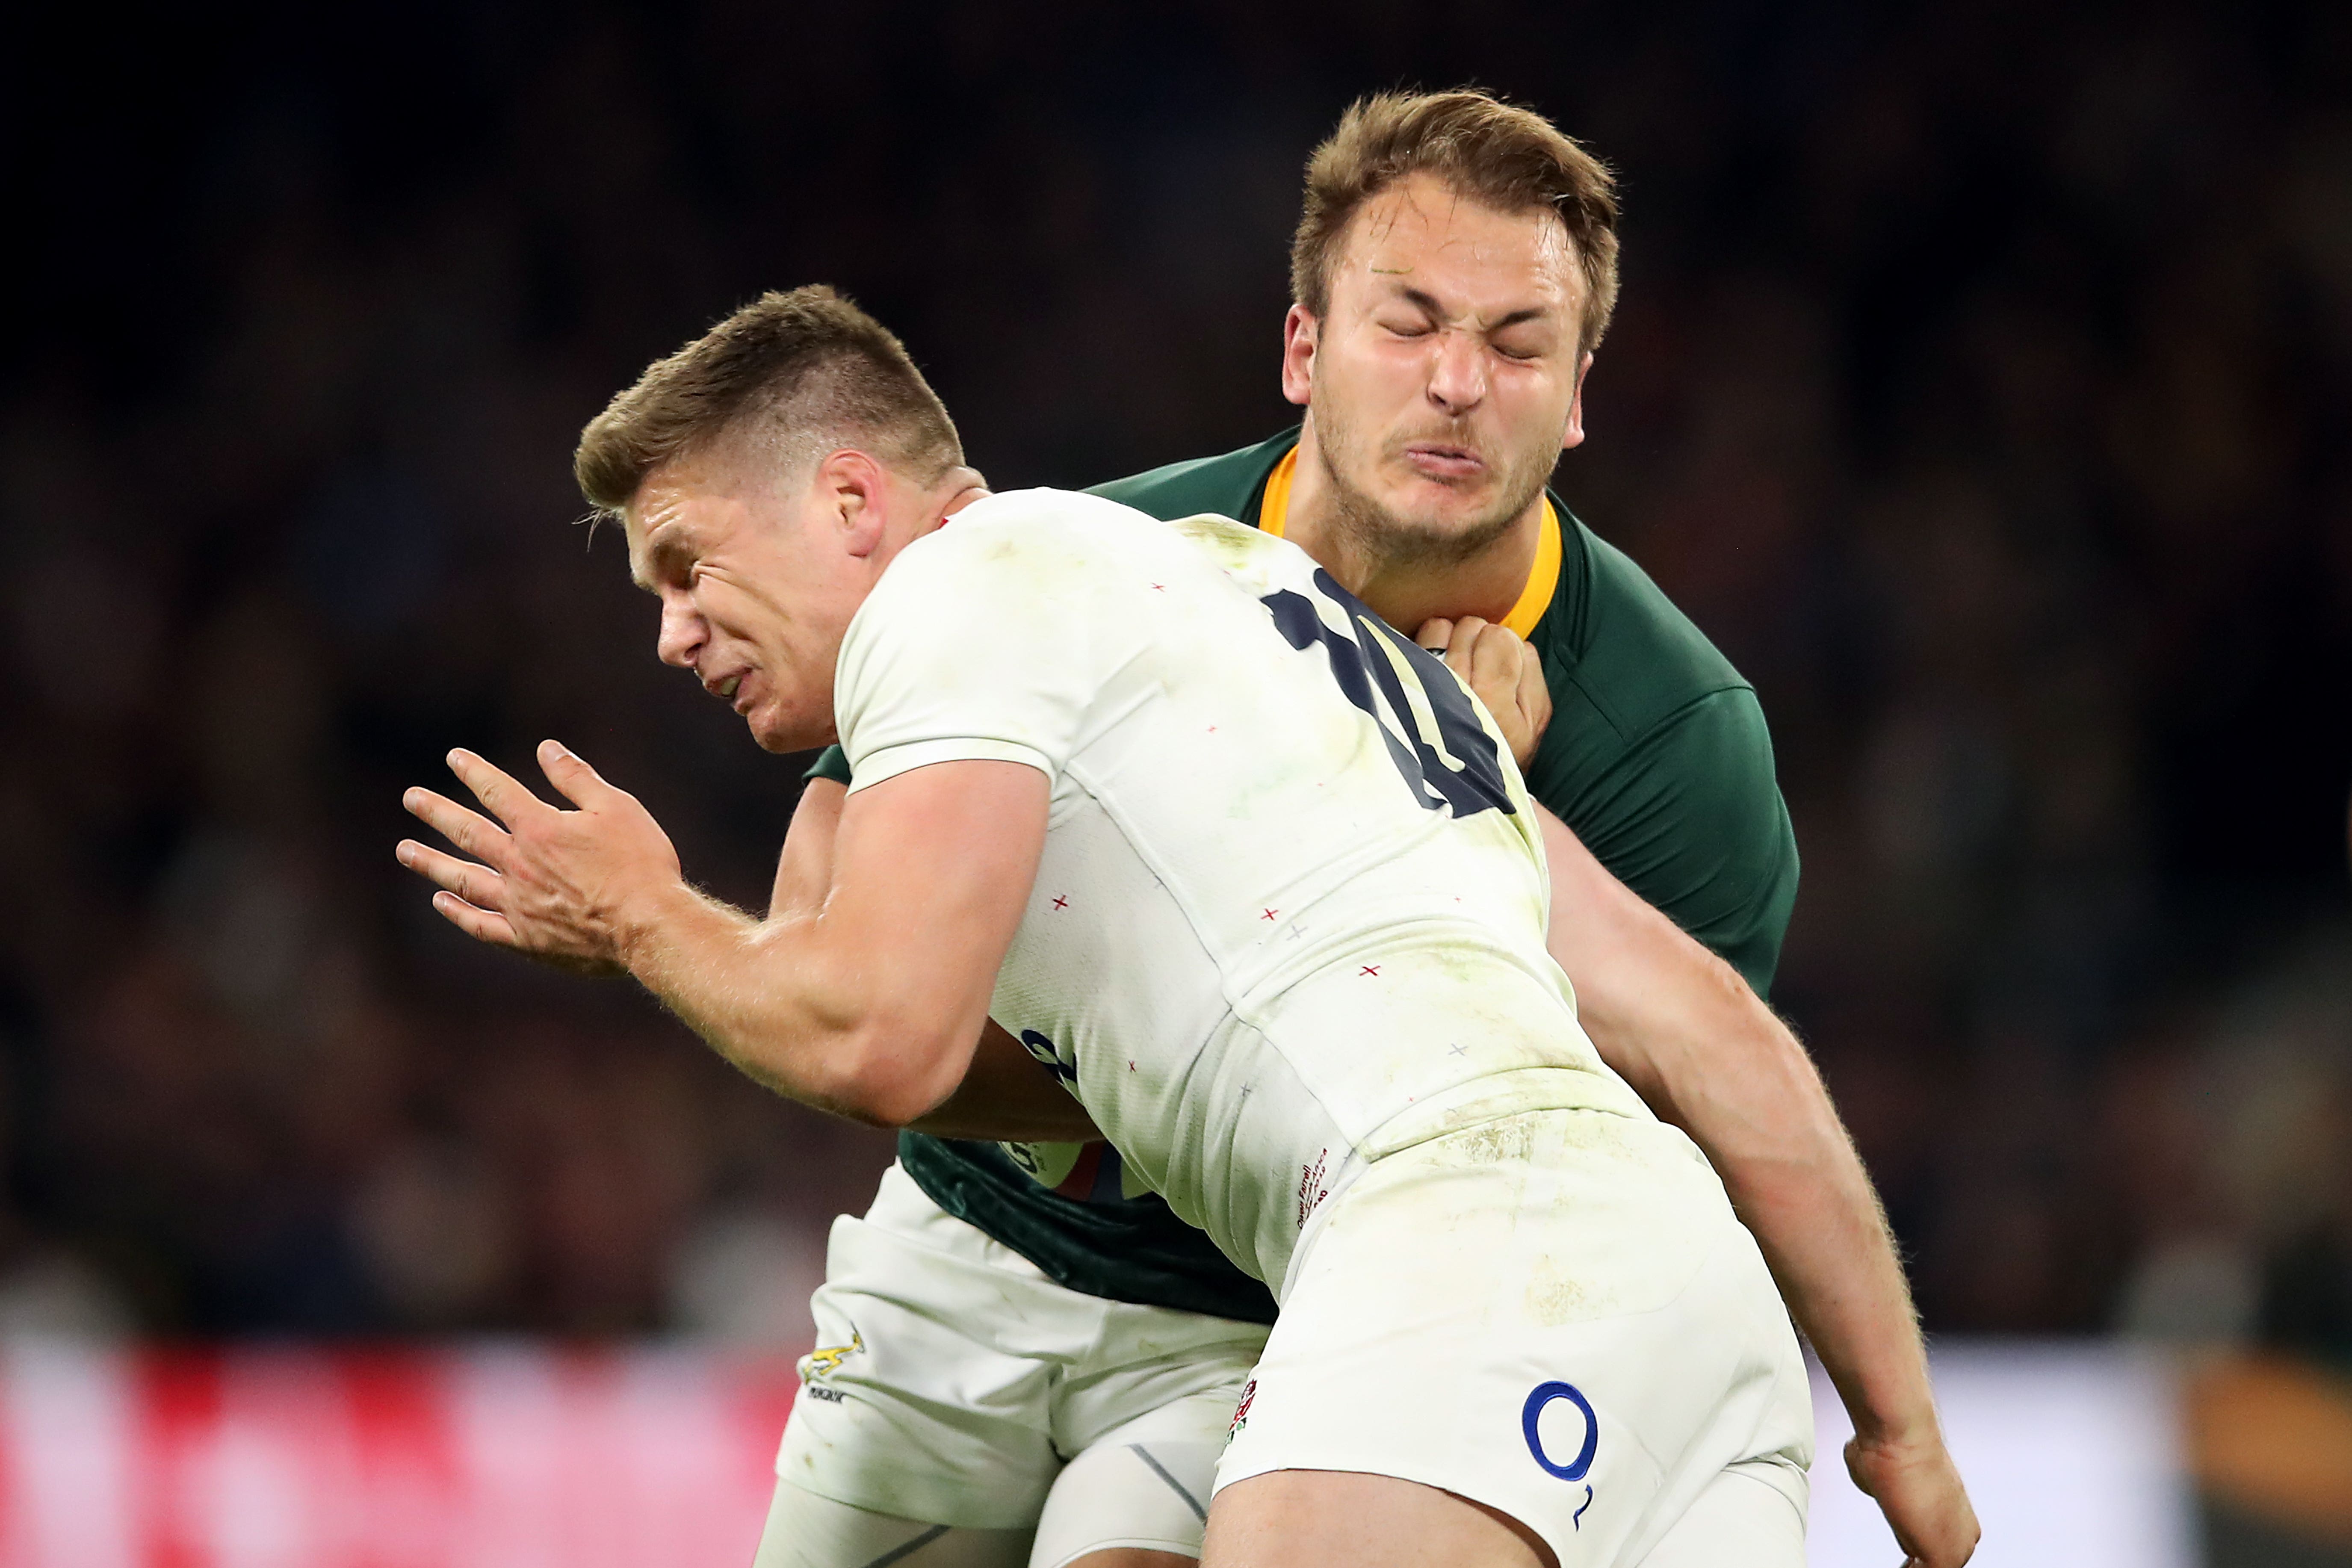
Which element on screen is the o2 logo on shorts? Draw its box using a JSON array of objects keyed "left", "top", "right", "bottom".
[{"left": 1522, "top": 1381, "right": 1599, "bottom": 1528}]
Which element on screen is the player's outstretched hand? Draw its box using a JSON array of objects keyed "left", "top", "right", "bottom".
[
  {"left": 1415, "top": 616, "right": 1554, "bottom": 770},
  {"left": 396, "top": 740, "right": 682, "bottom": 976},
  {"left": 1846, "top": 1426, "right": 1980, "bottom": 1567}
]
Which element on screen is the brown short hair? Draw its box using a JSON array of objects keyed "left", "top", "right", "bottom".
[
  {"left": 574, "top": 285, "right": 963, "bottom": 520},
  {"left": 1290, "top": 90, "right": 1621, "bottom": 356}
]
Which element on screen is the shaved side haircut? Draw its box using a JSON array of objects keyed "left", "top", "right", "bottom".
[
  {"left": 575, "top": 284, "right": 963, "bottom": 520},
  {"left": 1291, "top": 89, "right": 1622, "bottom": 356}
]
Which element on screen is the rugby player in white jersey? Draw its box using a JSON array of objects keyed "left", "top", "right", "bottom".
[
  {"left": 396, "top": 281, "right": 1971, "bottom": 1565},
  {"left": 748, "top": 95, "right": 1971, "bottom": 1568}
]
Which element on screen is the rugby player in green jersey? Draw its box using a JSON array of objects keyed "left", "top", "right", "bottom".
[{"left": 741, "top": 91, "right": 1974, "bottom": 1568}]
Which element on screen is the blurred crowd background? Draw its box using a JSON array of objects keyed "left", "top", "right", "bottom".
[{"left": 2, "top": 0, "right": 2348, "bottom": 1355}]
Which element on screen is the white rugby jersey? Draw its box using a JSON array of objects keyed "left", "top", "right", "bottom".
[{"left": 837, "top": 488, "right": 1651, "bottom": 1295}]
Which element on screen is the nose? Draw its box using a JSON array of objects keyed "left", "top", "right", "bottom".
[
  {"left": 655, "top": 590, "right": 706, "bottom": 671},
  {"left": 1426, "top": 328, "right": 1489, "bottom": 417}
]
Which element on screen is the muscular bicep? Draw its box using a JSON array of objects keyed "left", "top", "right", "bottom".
[
  {"left": 770, "top": 778, "right": 846, "bottom": 919},
  {"left": 809, "top": 759, "right": 1049, "bottom": 1121}
]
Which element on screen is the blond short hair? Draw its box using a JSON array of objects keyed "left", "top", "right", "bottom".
[{"left": 574, "top": 285, "right": 962, "bottom": 520}]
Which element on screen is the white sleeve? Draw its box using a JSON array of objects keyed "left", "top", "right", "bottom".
[{"left": 834, "top": 507, "right": 1104, "bottom": 796}]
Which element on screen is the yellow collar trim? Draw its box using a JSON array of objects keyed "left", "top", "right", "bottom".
[
  {"left": 1259, "top": 444, "right": 1298, "bottom": 539},
  {"left": 1258, "top": 446, "right": 1560, "bottom": 638}
]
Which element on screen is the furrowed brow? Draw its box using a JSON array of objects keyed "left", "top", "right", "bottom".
[
  {"left": 1394, "top": 286, "right": 1446, "bottom": 319},
  {"left": 1389, "top": 286, "right": 1553, "bottom": 335},
  {"left": 632, "top": 528, "right": 691, "bottom": 594}
]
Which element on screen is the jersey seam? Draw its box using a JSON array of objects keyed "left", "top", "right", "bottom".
[
  {"left": 844, "top": 735, "right": 1056, "bottom": 795},
  {"left": 1053, "top": 756, "right": 1375, "bottom": 1285},
  {"left": 1055, "top": 762, "right": 1272, "bottom": 1059}
]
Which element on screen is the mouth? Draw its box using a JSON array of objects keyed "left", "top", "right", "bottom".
[
  {"left": 1401, "top": 442, "right": 1488, "bottom": 481},
  {"left": 704, "top": 670, "right": 747, "bottom": 706}
]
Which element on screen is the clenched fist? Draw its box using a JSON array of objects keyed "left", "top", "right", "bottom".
[
  {"left": 1847, "top": 1425, "right": 1981, "bottom": 1568},
  {"left": 1415, "top": 616, "right": 1553, "bottom": 771}
]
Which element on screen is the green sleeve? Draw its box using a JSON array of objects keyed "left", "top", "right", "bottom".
[
  {"left": 804, "top": 745, "right": 851, "bottom": 786},
  {"left": 1529, "top": 686, "right": 1799, "bottom": 997}
]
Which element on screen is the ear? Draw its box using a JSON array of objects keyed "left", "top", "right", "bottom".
[
  {"left": 1560, "top": 351, "right": 1595, "bottom": 453},
  {"left": 1280, "top": 304, "right": 1319, "bottom": 408},
  {"left": 814, "top": 449, "right": 891, "bottom": 558}
]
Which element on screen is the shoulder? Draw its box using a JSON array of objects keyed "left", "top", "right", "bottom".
[
  {"left": 945, "top": 484, "right": 1144, "bottom": 533},
  {"left": 1535, "top": 509, "right": 1753, "bottom": 742},
  {"left": 1523, "top": 507, "right": 1798, "bottom": 990},
  {"left": 899, "top": 487, "right": 1157, "bottom": 570},
  {"left": 837, "top": 490, "right": 1149, "bottom": 785},
  {"left": 1532, "top": 679, "right": 1799, "bottom": 994},
  {"left": 1086, "top": 428, "right": 1300, "bottom": 523},
  {"left": 863, "top": 490, "right": 1192, "bottom": 635}
]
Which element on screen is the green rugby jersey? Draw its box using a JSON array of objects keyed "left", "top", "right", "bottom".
[{"left": 807, "top": 426, "right": 1799, "bottom": 1323}]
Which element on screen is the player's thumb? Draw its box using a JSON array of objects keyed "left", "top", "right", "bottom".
[{"left": 538, "top": 739, "right": 608, "bottom": 807}]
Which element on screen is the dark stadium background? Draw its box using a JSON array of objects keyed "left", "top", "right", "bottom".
[{"left": 4, "top": 0, "right": 2349, "bottom": 1397}]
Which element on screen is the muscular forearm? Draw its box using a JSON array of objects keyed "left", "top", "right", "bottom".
[
  {"left": 620, "top": 881, "right": 971, "bottom": 1128},
  {"left": 626, "top": 884, "right": 1076, "bottom": 1137},
  {"left": 1536, "top": 809, "right": 1938, "bottom": 1445},
  {"left": 1585, "top": 931, "right": 1977, "bottom": 1560},
  {"left": 759, "top": 771, "right": 1096, "bottom": 1142},
  {"left": 1634, "top": 971, "right": 1932, "bottom": 1445}
]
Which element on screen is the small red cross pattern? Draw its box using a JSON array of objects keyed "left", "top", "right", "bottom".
[
  {"left": 1360, "top": 965, "right": 1381, "bottom": 977},
  {"left": 1262, "top": 909, "right": 1278, "bottom": 921},
  {"left": 1051, "top": 895, "right": 1069, "bottom": 910}
]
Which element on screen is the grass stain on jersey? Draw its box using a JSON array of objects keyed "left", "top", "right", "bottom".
[
  {"left": 1167, "top": 511, "right": 1265, "bottom": 571},
  {"left": 1451, "top": 1114, "right": 1539, "bottom": 1167},
  {"left": 1525, "top": 1255, "right": 1599, "bottom": 1327}
]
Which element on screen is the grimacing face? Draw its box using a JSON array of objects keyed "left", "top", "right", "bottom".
[
  {"left": 624, "top": 452, "right": 865, "bottom": 753},
  {"left": 1286, "top": 171, "right": 1593, "bottom": 557}
]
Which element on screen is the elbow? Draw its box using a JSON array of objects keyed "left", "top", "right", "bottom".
[
  {"left": 840, "top": 1079, "right": 945, "bottom": 1132},
  {"left": 814, "top": 1022, "right": 961, "bottom": 1129}
]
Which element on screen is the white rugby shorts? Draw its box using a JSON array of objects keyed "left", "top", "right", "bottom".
[
  {"left": 775, "top": 1163, "right": 1267, "bottom": 1533},
  {"left": 1215, "top": 1107, "right": 1814, "bottom": 1567}
]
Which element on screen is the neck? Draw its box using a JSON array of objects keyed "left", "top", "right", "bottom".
[
  {"left": 936, "top": 469, "right": 991, "bottom": 523},
  {"left": 1281, "top": 419, "right": 1542, "bottom": 633},
  {"left": 876, "top": 468, "right": 991, "bottom": 570}
]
